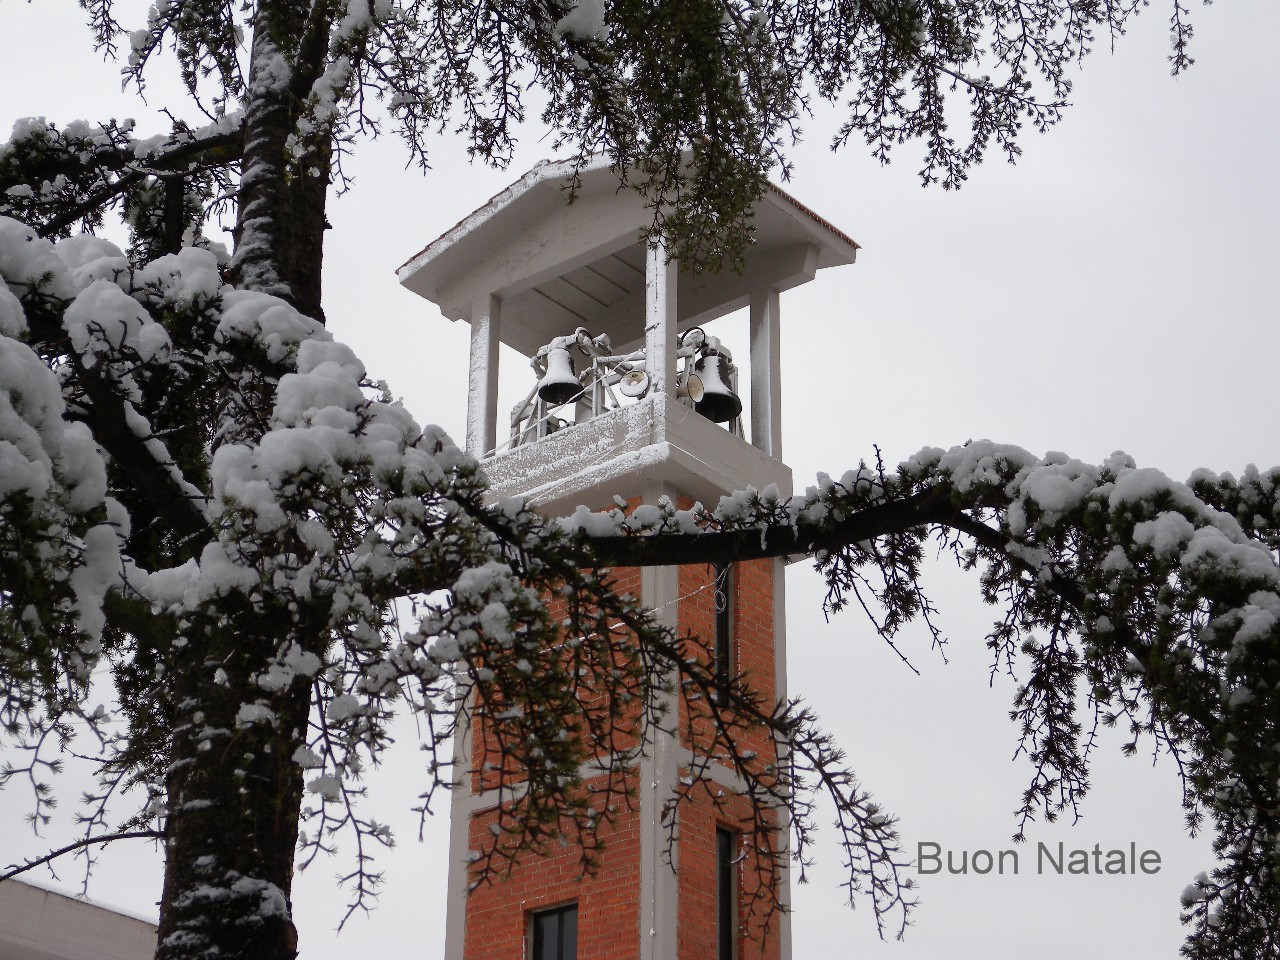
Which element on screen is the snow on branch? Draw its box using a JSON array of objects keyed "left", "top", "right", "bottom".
[
  {"left": 561, "top": 440, "right": 1280, "bottom": 952},
  {"left": 0, "top": 115, "right": 242, "bottom": 240}
]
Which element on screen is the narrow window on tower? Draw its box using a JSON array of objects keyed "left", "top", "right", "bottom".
[
  {"left": 717, "top": 826, "right": 739, "bottom": 960},
  {"left": 713, "top": 561, "right": 734, "bottom": 700},
  {"left": 530, "top": 902, "right": 578, "bottom": 960}
]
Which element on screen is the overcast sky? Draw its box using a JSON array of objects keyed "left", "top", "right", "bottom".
[{"left": 2, "top": 1, "right": 1278, "bottom": 957}]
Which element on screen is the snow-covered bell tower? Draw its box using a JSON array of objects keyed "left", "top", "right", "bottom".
[{"left": 398, "top": 157, "right": 857, "bottom": 960}]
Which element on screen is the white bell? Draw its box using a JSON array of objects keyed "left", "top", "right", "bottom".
[{"left": 537, "top": 347, "right": 582, "bottom": 405}]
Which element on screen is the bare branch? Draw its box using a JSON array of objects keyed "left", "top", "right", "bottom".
[{"left": 1, "top": 830, "right": 163, "bottom": 883}]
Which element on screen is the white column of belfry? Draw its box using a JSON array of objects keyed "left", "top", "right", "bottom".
[
  {"left": 639, "top": 548, "right": 682, "bottom": 960},
  {"left": 749, "top": 286, "right": 782, "bottom": 460},
  {"left": 640, "top": 239, "right": 681, "bottom": 960},
  {"left": 443, "top": 678, "right": 473, "bottom": 960},
  {"left": 751, "top": 285, "right": 792, "bottom": 959},
  {"left": 466, "top": 292, "right": 501, "bottom": 456},
  {"left": 645, "top": 241, "right": 678, "bottom": 398},
  {"left": 449, "top": 292, "right": 500, "bottom": 960}
]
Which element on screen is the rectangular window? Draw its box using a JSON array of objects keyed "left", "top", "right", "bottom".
[
  {"left": 717, "top": 827, "right": 738, "bottom": 960},
  {"left": 713, "top": 562, "right": 733, "bottom": 698},
  {"left": 531, "top": 902, "right": 578, "bottom": 960}
]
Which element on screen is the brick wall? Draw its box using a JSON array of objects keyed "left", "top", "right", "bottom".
[
  {"left": 461, "top": 497, "right": 782, "bottom": 960},
  {"left": 470, "top": 565, "right": 645, "bottom": 796},
  {"left": 676, "top": 786, "right": 781, "bottom": 960},
  {"left": 465, "top": 772, "right": 642, "bottom": 960}
]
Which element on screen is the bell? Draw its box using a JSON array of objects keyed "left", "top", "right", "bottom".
[
  {"left": 693, "top": 353, "right": 742, "bottom": 423},
  {"left": 537, "top": 347, "right": 582, "bottom": 405}
]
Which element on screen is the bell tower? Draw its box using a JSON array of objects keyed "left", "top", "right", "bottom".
[{"left": 398, "top": 158, "right": 857, "bottom": 960}]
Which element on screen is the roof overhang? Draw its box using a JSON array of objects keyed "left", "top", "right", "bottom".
[{"left": 397, "top": 156, "right": 859, "bottom": 357}]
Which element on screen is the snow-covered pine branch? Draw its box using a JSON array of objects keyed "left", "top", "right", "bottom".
[
  {"left": 0, "top": 116, "right": 241, "bottom": 245},
  {"left": 568, "top": 440, "right": 1280, "bottom": 955}
]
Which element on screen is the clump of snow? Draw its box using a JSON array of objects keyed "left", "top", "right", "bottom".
[
  {"left": 137, "top": 558, "right": 201, "bottom": 608},
  {"left": 292, "top": 745, "right": 324, "bottom": 769},
  {"left": 0, "top": 337, "right": 64, "bottom": 502},
  {"left": 217, "top": 289, "right": 326, "bottom": 363},
  {"left": 555, "top": 0, "right": 608, "bottom": 39},
  {"left": 256, "top": 642, "right": 323, "bottom": 692},
  {"left": 935, "top": 439, "right": 1037, "bottom": 493},
  {"left": 326, "top": 694, "right": 363, "bottom": 723},
  {"left": 136, "top": 246, "right": 223, "bottom": 306},
  {"left": 273, "top": 358, "right": 367, "bottom": 427},
  {"left": 0, "top": 216, "right": 76, "bottom": 299},
  {"left": 63, "top": 279, "right": 172, "bottom": 364},
  {"left": 229, "top": 875, "right": 289, "bottom": 919},
  {"left": 69, "top": 522, "right": 123, "bottom": 639},
  {"left": 1181, "top": 873, "right": 1211, "bottom": 905},
  {"left": 235, "top": 703, "right": 277, "bottom": 728},
  {"left": 52, "top": 234, "right": 128, "bottom": 290},
  {"left": 307, "top": 774, "right": 342, "bottom": 802},
  {"left": 557, "top": 503, "right": 623, "bottom": 537},
  {"left": 1181, "top": 525, "right": 1279, "bottom": 586},
  {"left": 251, "top": 52, "right": 292, "bottom": 95},
  {"left": 0, "top": 285, "right": 25, "bottom": 337},
  {"left": 1131, "top": 511, "right": 1197, "bottom": 559}
]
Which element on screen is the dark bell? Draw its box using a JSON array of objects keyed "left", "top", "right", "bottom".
[{"left": 693, "top": 353, "right": 742, "bottom": 423}]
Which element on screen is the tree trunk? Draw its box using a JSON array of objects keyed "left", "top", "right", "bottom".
[
  {"left": 230, "top": 5, "right": 331, "bottom": 323},
  {"left": 155, "top": 8, "right": 336, "bottom": 956},
  {"left": 154, "top": 621, "right": 313, "bottom": 960}
]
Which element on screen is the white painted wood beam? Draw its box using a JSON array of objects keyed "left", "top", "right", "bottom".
[
  {"left": 749, "top": 286, "right": 782, "bottom": 459},
  {"left": 640, "top": 481, "right": 681, "bottom": 960},
  {"left": 466, "top": 293, "right": 501, "bottom": 456},
  {"left": 645, "top": 242, "right": 678, "bottom": 397}
]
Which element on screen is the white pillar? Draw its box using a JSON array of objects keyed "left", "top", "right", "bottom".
[
  {"left": 442, "top": 685, "right": 474, "bottom": 960},
  {"left": 645, "top": 242, "right": 678, "bottom": 397},
  {"left": 639, "top": 483, "right": 681, "bottom": 960},
  {"left": 466, "top": 293, "right": 501, "bottom": 456},
  {"left": 749, "top": 287, "right": 782, "bottom": 459}
]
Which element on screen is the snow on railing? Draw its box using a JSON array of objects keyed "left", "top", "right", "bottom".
[{"left": 507, "top": 326, "right": 743, "bottom": 450}]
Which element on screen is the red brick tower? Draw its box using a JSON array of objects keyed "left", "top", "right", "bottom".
[{"left": 399, "top": 157, "right": 857, "bottom": 960}]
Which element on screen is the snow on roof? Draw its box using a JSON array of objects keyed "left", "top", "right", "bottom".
[
  {"left": 765, "top": 180, "right": 860, "bottom": 256},
  {"left": 396, "top": 155, "right": 859, "bottom": 279},
  {"left": 397, "top": 155, "right": 859, "bottom": 357}
]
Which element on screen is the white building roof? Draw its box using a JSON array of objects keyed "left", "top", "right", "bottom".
[
  {"left": 397, "top": 155, "right": 859, "bottom": 357},
  {"left": 0, "top": 879, "right": 155, "bottom": 960}
]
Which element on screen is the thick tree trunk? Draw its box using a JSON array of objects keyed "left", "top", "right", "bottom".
[
  {"left": 154, "top": 620, "right": 313, "bottom": 960},
  {"left": 155, "top": 10, "right": 336, "bottom": 957},
  {"left": 230, "top": 6, "right": 331, "bottom": 323}
]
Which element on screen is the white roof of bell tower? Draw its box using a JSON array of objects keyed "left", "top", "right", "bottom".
[{"left": 397, "top": 155, "right": 859, "bottom": 357}]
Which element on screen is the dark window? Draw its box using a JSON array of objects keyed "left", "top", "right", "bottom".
[
  {"left": 531, "top": 902, "right": 578, "bottom": 960},
  {"left": 713, "top": 562, "right": 733, "bottom": 697},
  {"left": 717, "top": 827, "right": 738, "bottom": 960}
]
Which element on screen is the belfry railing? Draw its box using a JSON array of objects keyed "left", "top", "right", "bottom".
[{"left": 507, "top": 326, "right": 743, "bottom": 450}]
